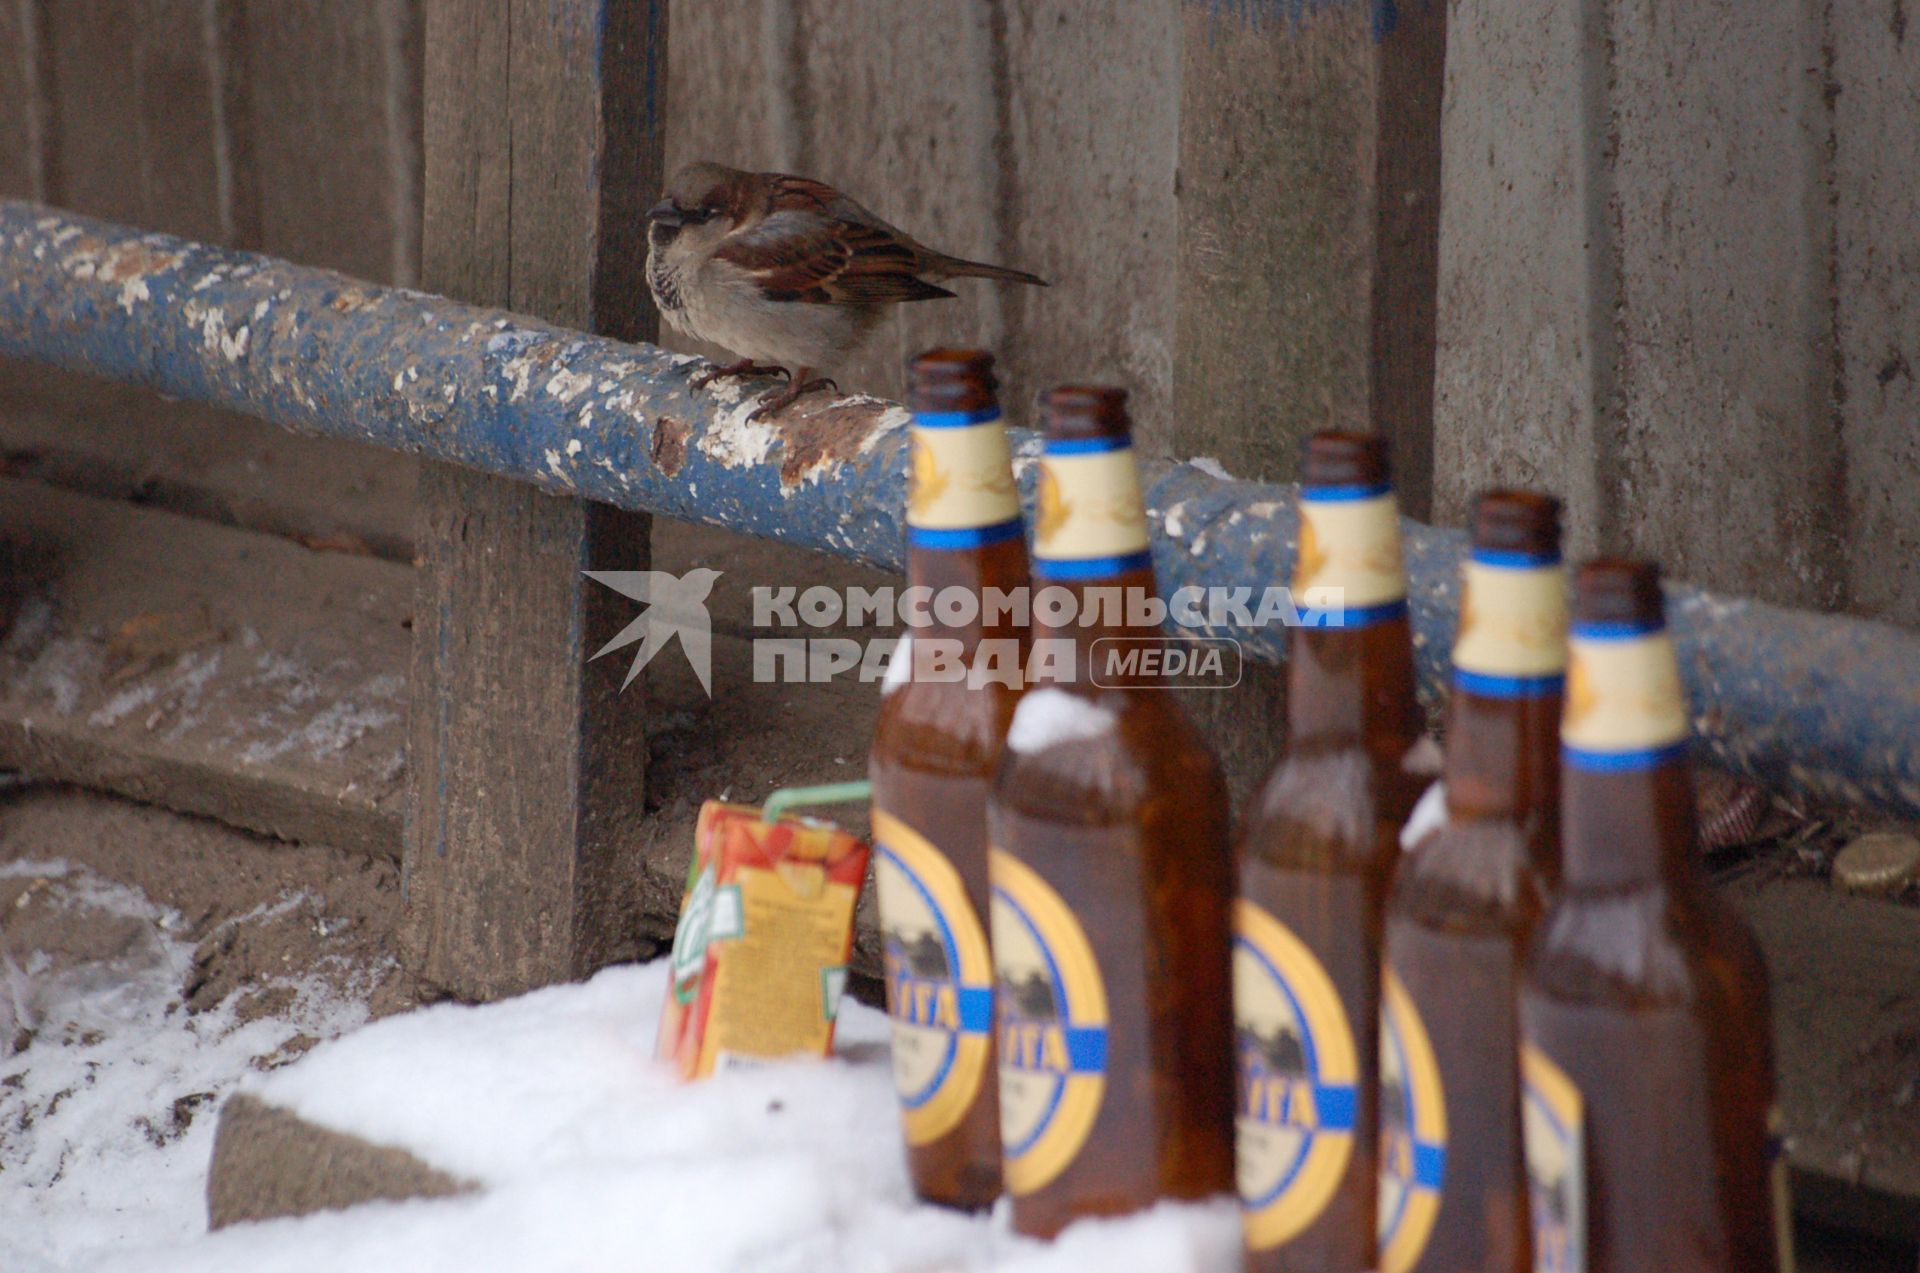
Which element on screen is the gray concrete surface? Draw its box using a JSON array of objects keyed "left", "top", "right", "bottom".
[{"left": 1435, "top": 0, "right": 1920, "bottom": 624}]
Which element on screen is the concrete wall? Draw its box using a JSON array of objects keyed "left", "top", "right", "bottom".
[
  {"left": 1, "top": 0, "right": 1916, "bottom": 629},
  {"left": 665, "top": 0, "right": 1182, "bottom": 449},
  {"left": 1435, "top": 0, "right": 1920, "bottom": 624}
]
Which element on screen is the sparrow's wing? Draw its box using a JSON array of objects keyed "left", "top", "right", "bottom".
[{"left": 714, "top": 177, "right": 955, "bottom": 306}]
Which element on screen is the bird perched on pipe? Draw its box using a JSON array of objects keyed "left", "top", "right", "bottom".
[{"left": 645, "top": 163, "right": 1047, "bottom": 419}]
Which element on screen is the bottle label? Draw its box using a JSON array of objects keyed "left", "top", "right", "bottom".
[
  {"left": 1454, "top": 550, "right": 1568, "bottom": 696},
  {"left": 1233, "top": 899, "right": 1359, "bottom": 1251},
  {"left": 908, "top": 409, "right": 1023, "bottom": 546},
  {"left": 873, "top": 809, "right": 995, "bottom": 1147},
  {"left": 1294, "top": 486, "right": 1409, "bottom": 627},
  {"left": 1771, "top": 1106, "right": 1797, "bottom": 1273},
  {"left": 1562, "top": 622, "right": 1688, "bottom": 770},
  {"left": 989, "top": 847, "right": 1109, "bottom": 1195},
  {"left": 1521, "top": 1043, "right": 1586, "bottom": 1273},
  {"left": 1378, "top": 967, "right": 1449, "bottom": 1273},
  {"left": 1033, "top": 438, "right": 1152, "bottom": 579}
]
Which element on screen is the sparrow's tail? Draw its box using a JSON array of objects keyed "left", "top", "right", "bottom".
[{"left": 929, "top": 253, "right": 1049, "bottom": 288}]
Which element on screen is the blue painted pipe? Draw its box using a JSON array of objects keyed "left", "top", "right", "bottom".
[{"left": 3, "top": 200, "right": 1918, "bottom": 819}]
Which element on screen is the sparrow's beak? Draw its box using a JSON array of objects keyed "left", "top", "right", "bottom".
[{"left": 645, "top": 199, "right": 684, "bottom": 227}]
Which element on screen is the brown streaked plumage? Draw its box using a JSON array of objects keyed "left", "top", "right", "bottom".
[{"left": 645, "top": 163, "right": 1047, "bottom": 419}]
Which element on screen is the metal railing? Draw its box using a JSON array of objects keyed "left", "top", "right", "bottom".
[{"left": 4, "top": 199, "right": 1918, "bottom": 819}]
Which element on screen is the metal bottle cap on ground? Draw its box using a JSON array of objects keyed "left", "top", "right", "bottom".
[{"left": 1831, "top": 832, "right": 1920, "bottom": 896}]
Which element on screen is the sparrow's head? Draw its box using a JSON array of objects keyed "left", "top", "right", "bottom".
[{"left": 647, "top": 163, "right": 761, "bottom": 255}]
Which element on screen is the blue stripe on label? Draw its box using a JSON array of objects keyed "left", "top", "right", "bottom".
[
  {"left": 1042, "top": 435, "right": 1131, "bottom": 456},
  {"left": 1412, "top": 1142, "right": 1447, "bottom": 1190},
  {"left": 1471, "top": 547, "right": 1562, "bottom": 569},
  {"left": 1563, "top": 740, "right": 1690, "bottom": 771},
  {"left": 906, "top": 520, "right": 1025, "bottom": 550},
  {"left": 1455, "top": 669, "right": 1566, "bottom": 699},
  {"left": 1064, "top": 1027, "right": 1107, "bottom": 1073},
  {"left": 1314, "top": 1084, "right": 1358, "bottom": 1131},
  {"left": 1571, "top": 618, "right": 1664, "bottom": 641},
  {"left": 1034, "top": 550, "right": 1155, "bottom": 580},
  {"left": 1296, "top": 596, "right": 1409, "bottom": 629},
  {"left": 1299, "top": 482, "right": 1391, "bottom": 502},
  {"left": 911, "top": 407, "right": 1002, "bottom": 429},
  {"left": 957, "top": 987, "right": 993, "bottom": 1035}
]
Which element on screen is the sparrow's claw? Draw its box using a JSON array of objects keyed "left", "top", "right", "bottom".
[
  {"left": 745, "top": 376, "right": 838, "bottom": 422},
  {"left": 690, "top": 359, "right": 790, "bottom": 392}
]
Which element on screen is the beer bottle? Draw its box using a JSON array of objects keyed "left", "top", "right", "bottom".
[
  {"left": 1378, "top": 491, "right": 1567, "bottom": 1273},
  {"left": 1236, "top": 430, "right": 1428, "bottom": 1272},
  {"left": 1519, "top": 559, "right": 1788, "bottom": 1272},
  {"left": 870, "top": 349, "right": 1028, "bottom": 1210},
  {"left": 988, "top": 386, "right": 1236, "bottom": 1239}
]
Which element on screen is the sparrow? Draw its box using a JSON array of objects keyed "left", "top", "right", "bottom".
[{"left": 645, "top": 162, "right": 1046, "bottom": 419}]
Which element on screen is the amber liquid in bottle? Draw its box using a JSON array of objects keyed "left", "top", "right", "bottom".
[
  {"left": 988, "top": 386, "right": 1235, "bottom": 1240},
  {"left": 1519, "top": 560, "right": 1787, "bottom": 1273},
  {"left": 1378, "top": 492, "right": 1567, "bottom": 1273},
  {"left": 870, "top": 350, "right": 1027, "bottom": 1210},
  {"left": 1236, "top": 432, "right": 1428, "bottom": 1273}
]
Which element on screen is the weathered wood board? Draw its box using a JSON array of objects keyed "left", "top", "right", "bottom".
[{"left": 0, "top": 477, "right": 409, "bottom": 853}]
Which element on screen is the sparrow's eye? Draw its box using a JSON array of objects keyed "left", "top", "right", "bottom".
[{"left": 683, "top": 205, "right": 718, "bottom": 225}]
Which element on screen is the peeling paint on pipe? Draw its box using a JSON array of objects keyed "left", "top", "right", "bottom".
[{"left": 3, "top": 200, "right": 1919, "bottom": 820}]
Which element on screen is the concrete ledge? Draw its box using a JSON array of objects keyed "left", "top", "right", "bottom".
[{"left": 207, "top": 1092, "right": 475, "bottom": 1229}]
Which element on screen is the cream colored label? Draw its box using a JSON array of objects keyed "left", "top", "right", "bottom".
[
  {"left": 1562, "top": 632, "right": 1688, "bottom": 754},
  {"left": 1454, "top": 561, "right": 1569, "bottom": 678},
  {"left": 1035, "top": 450, "right": 1150, "bottom": 561},
  {"left": 1522, "top": 1043, "right": 1585, "bottom": 1273},
  {"left": 908, "top": 422, "right": 1020, "bottom": 530},
  {"left": 1294, "top": 493, "right": 1407, "bottom": 610}
]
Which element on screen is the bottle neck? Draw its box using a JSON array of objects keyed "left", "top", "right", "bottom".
[
  {"left": 1443, "top": 551, "right": 1567, "bottom": 870},
  {"left": 1286, "top": 616, "right": 1421, "bottom": 757},
  {"left": 1029, "top": 565, "right": 1163, "bottom": 688},
  {"left": 1557, "top": 622, "right": 1697, "bottom": 889},
  {"left": 1560, "top": 759, "right": 1698, "bottom": 888},
  {"left": 906, "top": 536, "right": 1031, "bottom": 650},
  {"left": 1444, "top": 687, "right": 1564, "bottom": 876},
  {"left": 1029, "top": 435, "right": 1155, "bottom": 689}
]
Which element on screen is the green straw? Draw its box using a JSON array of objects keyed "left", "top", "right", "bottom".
[{"left": 760, "top": 780, "right": 873, "bottom": 824}]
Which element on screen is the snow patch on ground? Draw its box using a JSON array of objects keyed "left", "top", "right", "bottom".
[{"left": 0, "top": 861, "right": 373, "bottom": 1272}]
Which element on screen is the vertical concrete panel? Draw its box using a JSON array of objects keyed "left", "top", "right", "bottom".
[
  {"left": 999, "top": 0, "right": 1181, "bottom": 441},
  {"left": 792, "top": 0, "right": 1005, "bottom": 408},
  {"left": 1433, "top": 0, "right": 1610, "bottom": 554},
  {"left": 1834, "top": 0, "right": 1920, "bottom": 625},
  {"left": 1608, "top": 0, "right": 1841, "bottom": 609},
  {"left": 1438, "top": 0, "right": 1843, "bottom": 612},
  {"left": 1175, "top": 2, "right": 1377, "bottom": 480},
  {"left": 0, "top": 0, "right": 45, "bottom": 200},
  {"left": 239, "top": 0, "right": 420, "bottom": 282}
]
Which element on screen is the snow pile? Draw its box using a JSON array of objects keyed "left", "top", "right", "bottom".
[
  {"left": 0, "top": 859, "right": 374, "bottom": 1272},
  {"left": 73, "top": 963, "right": 1239, "bottom": 1273}
]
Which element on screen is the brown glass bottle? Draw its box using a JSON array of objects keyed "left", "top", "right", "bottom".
[
  {"left": 1377, "top": 492, "right": 1567, "bottom": 1273},
  {"left": 1519, "top": 560, "right": 1787, "bottom": 1273},
  {"left": 1236, "top": 431, "right": 1428, "bottom": 1273},
  {"left": 870, "top": 349, "right": 1028, "bottom": 1210},
  {"left": 987, "top": 386, "right": 1235, "bottom": 1239}
]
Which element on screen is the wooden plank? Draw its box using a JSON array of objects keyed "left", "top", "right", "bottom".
[
  {"left": 404, "top": 0, "right": 668, "bottom": 999},
  {"left": 35, "top": 0, "right": 231, "bottom": 241},
  {"left": 0, "top": 0, "right": 45, "bottom": 200},
  {"left": 0, "top": 477, "right": 409, "bottom": 854},
  {"left": 0, "top": 370, "right": 416, "bottom": 563},
  {"left": 235, "top": 0, "right": 421, "bottom": 282}
]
